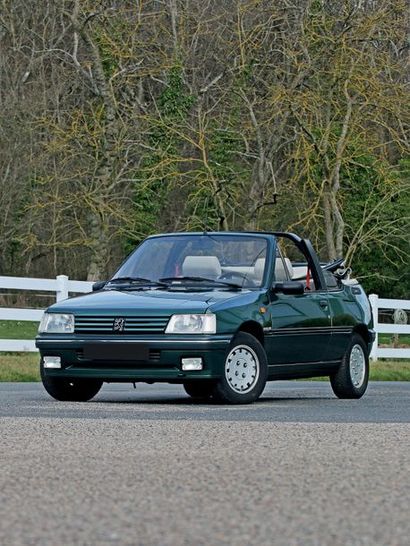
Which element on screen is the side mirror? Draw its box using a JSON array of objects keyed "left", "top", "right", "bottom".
[
  {"left": 92, "top": 281, "right": 107, "bottom": 292},
  {"left": 272, "top": 281, "right": 305, "bottom": 295}
]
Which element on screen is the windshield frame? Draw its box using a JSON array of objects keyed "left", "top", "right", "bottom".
[{"left": 110, "top": 232, "right": 274, "bottom": 290}]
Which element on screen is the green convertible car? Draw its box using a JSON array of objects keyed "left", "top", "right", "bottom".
[{"left": 36, "top": 231, "right": 374, "bottom": 404}]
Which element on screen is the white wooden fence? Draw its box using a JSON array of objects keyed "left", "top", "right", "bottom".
[
  {"left": 0, "top": 276, "right": 409, "bottom": 358},
  {"left": 369, "top": 294, "right": 410, "bottom": 360},
  {"left": 0, "top": 275, "right": 93, "bottom": 352}
]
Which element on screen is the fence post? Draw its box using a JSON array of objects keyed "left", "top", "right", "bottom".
[
  {"left": 369, "top": 293, "right": 378, "bottom": 361},
  {"left": 56, "top": 275, "right": 69, "bottom": 302}
]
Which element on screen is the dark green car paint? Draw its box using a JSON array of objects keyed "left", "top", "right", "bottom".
[{"left": 36, "top": 232, "right": 374, "bottom": 383}]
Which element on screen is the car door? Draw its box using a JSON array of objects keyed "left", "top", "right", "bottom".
[
  {"left": 265, "top": 247, "right": 331, "bottom": 365},
  {"left": 324, "top": 270, "right": 367, "bottom": 361}
]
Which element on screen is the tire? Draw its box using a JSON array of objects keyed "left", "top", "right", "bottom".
[
  {"left": 330, "top": 334, "right": 369, "bottom": 399},
  {"left": 212, "top": 332, "right": 268, "bottom": 404},
  {"left": 40, "top": 360, "right": 103, "bottom": 402},
  {"left": 183, "top": 381, "right": 215, "bottom": 400}
]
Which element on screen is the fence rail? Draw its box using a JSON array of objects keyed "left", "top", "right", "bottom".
[
  {"left": 369, "top": 294, "right": 410, "bottom": 360},
  {"left": 0, "top": 275, "right": 93, "bottom": 352},
  {"left": 0, "top": 277, "right": 408, "bottom": 358}
]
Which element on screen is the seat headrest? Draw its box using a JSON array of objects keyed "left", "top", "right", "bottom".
[
  {"left": 254, "top": 258, "right": 266, "bottom": 281},
  {"left": 275, "top": 258, "right": 294, "bottom": 281},
  {"left": 284, "top": 258, "right": 293, "bottom": 279},
  {"left": 182, "top": 256, "right": 222, "bottom": 279}
]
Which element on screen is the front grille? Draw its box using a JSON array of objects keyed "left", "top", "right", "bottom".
[
  {"left": 75, "top": 349, "right": 162, "bottom": 362},
  {"left": 74, "top": 315, "right": 169, "bottom": 335},
  {"left": 149, "top": 350, "right": 161, "bottom": 362}
]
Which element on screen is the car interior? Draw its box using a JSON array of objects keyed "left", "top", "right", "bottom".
[{"left": 180, "top": 255, "right": 309, "bottom": 287}]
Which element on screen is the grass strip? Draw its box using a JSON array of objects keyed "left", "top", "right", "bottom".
[
  {"left": 0, "top": 354, "right": 40, "bottom": 381},
  {"left": 0, "top": 354, "right": 409, "bottom": 382}
]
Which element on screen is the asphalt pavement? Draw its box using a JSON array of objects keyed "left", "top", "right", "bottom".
[{"left": 1, "top": 381, "right": 409, "bottom": 546}]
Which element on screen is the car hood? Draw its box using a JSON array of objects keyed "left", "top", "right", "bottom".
[{"left": 46, "top": 288, "right": 251, "bottom": 316}]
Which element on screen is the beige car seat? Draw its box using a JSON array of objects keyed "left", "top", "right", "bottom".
[
  {"left": 182, "top": 256, "right": 222, "bottom": 279},
  {"left": 253, "top": 258, "right": 266, "bottom": 283},
  {"left": 254, "top": 257, "right": 294, "bottom": 283},
  {"left": 274, "top": 257, "right": 294, "bottom": 281}
]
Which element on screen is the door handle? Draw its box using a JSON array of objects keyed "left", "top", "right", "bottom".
[{"left": 319, "top": 300, "right": 329, "bottom": 308}]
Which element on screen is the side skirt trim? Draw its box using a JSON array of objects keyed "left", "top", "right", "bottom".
[
  {"left": 264, "top": 327, "right": 353, "bottom": 337},
  {"left": 268, "top": 359, "right": 341, "bottom": 368}
]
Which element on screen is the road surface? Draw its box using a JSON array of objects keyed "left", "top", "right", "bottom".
[{"left": 0, "top": 381, "right": 409, "bottom": 545}]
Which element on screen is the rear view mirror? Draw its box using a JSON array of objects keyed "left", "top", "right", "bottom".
[
  {"left": 92, "top": 281, "right": 106, "bottom": 292},
  {"left": 272, "top": 281, "right": 304, "bottom": 295}
]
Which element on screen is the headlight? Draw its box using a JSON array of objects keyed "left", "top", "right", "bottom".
[
  {"left": 165, "top": 314, "right": 216, "bottom": 334},
  {"left": 38, "top": 313, "right": 74, "bottom": 334}
]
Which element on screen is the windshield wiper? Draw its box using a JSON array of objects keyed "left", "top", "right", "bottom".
[
  {"left": 159, "top": 276, "right": 241, "bottom": 290},
  {"left": 108, "top": 276, "right": 167, "bottom": 287}
]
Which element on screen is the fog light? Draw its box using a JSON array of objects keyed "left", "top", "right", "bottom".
[
  {"left": 43, "top": 356, "right": 61, "bottom": 369},
  {"left": 181, "top": 357, "right": 203, "bottom": 371}
]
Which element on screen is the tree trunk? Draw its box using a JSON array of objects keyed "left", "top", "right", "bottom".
[
  {"left": 322, "top": 192, "right": 336, "bottom": 260},
  {"left": 72, "top": 1, "right": 119, "bottom": 280},
  {"left": 87, "top": 213, "right": 110, "bottom": 281}
]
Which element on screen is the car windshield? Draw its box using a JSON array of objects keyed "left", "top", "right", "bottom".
[{"left": 110, "top": 234, "right": 268, "bottom": 289}]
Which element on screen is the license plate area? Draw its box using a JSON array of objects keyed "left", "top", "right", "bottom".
[{"left": 83, "top": 343, "right": 149, "bottom": 361}]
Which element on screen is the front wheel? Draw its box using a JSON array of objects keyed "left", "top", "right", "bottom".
[
  {"left": 212, "top": 332, "right": 268, "bottom": 404},
  {"left": 40, "top": 360, "right": 103, "bottom": 402},
  {"left": 330, "top": 334, "right": 369, "bottom": 399}
]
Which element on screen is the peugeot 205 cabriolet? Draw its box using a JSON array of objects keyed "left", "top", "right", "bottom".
[{"left": 36, "top": 232, "right": 375, "bottom": 404}]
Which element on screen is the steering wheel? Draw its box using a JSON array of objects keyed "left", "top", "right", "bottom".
[{"left": 218, "top": 271, "right": 256, "bottom": 287}]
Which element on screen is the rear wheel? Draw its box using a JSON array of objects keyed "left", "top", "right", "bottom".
[
  {"left": 40, "top": 360, "right": 103, "bottom": 402},
  {"left": 183, "top": 381, "right": 215, "bottom": 400},
  {"left": 212, "top": 332, "right": 268, "bottom": 404},
  {"left": 330, "top": 334, "right": 369, "bottom": 399}
]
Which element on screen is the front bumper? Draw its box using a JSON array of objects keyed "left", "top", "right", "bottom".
[{"left": 36, "top": 334, "right": 232, "bottom": 382}]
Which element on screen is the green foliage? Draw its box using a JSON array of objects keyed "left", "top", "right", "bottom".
[
  {"left": 186, "top": 191, "right": 220, "bottom": 231},
  {"left": 127, "top": 67, "right": 196, "bottom": 249},
  {"left": 92, "top": 17, "right": 130, "bottom": 78},
  {"left": 185, "top": 126, "right": 247, "bottom": 231},
  {"left": 157, "top": 67, "right": 196, "bottom": 119},
  {"left": 1, "top": 0, "right": 407, "bottom": 290},
  {"left": 342, "top": 157, "right": 410, "bottom": 298},
  {"left": 209, "top": 128, "right": 244, "bottom": 177}
]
